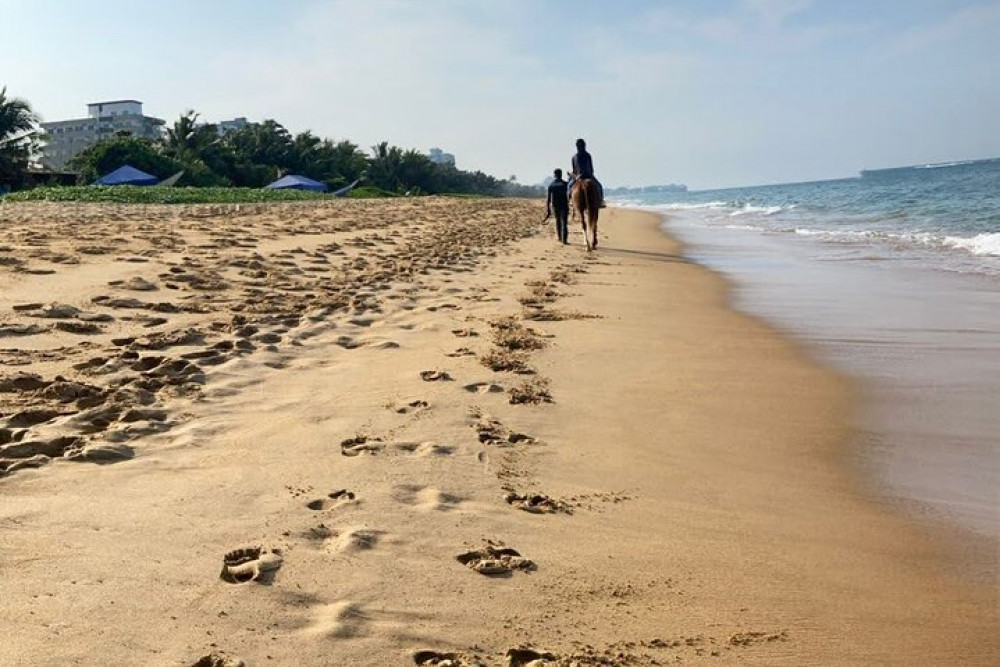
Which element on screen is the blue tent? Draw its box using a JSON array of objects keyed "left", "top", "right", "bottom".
[
  {"left": 93, "top": 165, "right": 159, "bottom": 186},
  {"left": 265, "top": 174, "right": 328, "bottom": 192}
]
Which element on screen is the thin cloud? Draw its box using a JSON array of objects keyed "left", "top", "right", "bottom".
[
  {"left": 887, "top": 1, "right": 1000, "bottom": 55},
  {"left": 741, "top": 0, "right": 812, "bottom": 29}
]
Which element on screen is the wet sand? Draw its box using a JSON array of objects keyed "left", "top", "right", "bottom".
[
  {"left": 0, "top": 201, "right": 996, "bottom": 665},
  {"left": 665, "top": 217, "right": 1000, "bottom": 575}
]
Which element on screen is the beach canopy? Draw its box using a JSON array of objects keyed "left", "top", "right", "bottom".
[
  {"left": 331, "top": 178, "right": 361, "bottom": 197},
  {"left": 264, "top": 174, "right": 328, "bottom": 192},
  {"left": 93, "top": 165, "right": 159, "bottom": 186}
]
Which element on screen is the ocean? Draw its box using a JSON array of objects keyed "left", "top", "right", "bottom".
[
  {"left": 615, "top": 157, "right": 1000, "bottom": 276},
  {"left": 614, "top": 158, "right": 1000, "bottom": 556}
]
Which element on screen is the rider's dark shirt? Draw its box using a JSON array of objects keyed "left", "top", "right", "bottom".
[
  {"left": 572, "top": 150, "right": 595, "bottom": 178},
  {"left": 547, "top": 178, "right": 569, "bottom": 213}
]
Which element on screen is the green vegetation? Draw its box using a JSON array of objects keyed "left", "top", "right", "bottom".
[
  {"left": 346, "top": 186, "right": 399, "bottom": 199},
  {"left": 0, "top": 87, "right": 41, "bottom": 191},
  {"left": 3, "top": 185, "right": 332, "bottom": 204},
  {"left": 0, "top": 89, "right": 543, "bottom": 199}
]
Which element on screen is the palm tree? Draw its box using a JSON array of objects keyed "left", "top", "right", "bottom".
[
  {"left": 367, "top": 141, "right": 405, "bottom": 191},
  {"left": 0, "top": 86, "right": 40, "bottom": 187},
  {"left": 399, "top": 149, "right": 437, "bottom": 193},
  {"left": 163, "top": 110, "right": 218, "bottom": 161}
]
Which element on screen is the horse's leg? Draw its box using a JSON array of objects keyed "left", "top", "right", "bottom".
[
  {"left": 590, "top": 208, "right": 600, "bottom": 248},
  {"left": 571, "top": 188, "right": 585, "bottom": 245}
]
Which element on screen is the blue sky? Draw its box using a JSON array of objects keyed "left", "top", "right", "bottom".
[{"left": 2, "top": 0, "right": 998, "bottom": 189}]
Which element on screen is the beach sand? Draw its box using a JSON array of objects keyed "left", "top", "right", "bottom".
[{"left": 0, "top": 200, "right": 995, "bottom": 666}]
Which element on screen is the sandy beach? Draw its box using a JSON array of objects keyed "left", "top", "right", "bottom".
[{"left": 0, "top": 200, "right": 996, "bottom": 666}]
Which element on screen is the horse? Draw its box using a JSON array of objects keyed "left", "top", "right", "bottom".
[{"left": 571, "top": 178, "right": 600, "bottom": 251}]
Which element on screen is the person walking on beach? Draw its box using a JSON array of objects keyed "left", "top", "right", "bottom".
[
  {"left": 571, "top": 138, "right": 604, "bottom": 207},
  {"left": 546, "top": 168, "right": 570, "bottom": 244}
]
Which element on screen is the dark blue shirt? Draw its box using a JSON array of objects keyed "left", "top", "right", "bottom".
[
  {"left": 547, "top": 178, "right": 569, "bottom": 212},
  {"left": 572, "top": 150, "right": 595, "bottom": 178}
]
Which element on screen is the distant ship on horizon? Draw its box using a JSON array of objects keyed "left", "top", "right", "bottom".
[{"left": 860, "top": 156, "right": 999, "bottom": 179}]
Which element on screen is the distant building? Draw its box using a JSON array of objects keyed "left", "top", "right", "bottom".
[
  {"left": 217, "top": 117, "right": 248, "bottom": 135},
  {"left": 427, "top": 147, "right": 456, "bottom": 167},
  {"left": 40, "top": 100, "right": 165, "bottom": 170}
]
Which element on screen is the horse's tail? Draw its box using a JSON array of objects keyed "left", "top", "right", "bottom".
[{"left": 580, "top": 179, "right": 590, "bottom": 218}]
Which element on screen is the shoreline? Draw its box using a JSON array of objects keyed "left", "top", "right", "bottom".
[
  {"left": 0, "top": 201, "right": 996, "bottom": 665},
  {"left": 650, "top": 208, "right": 1000, "bottom": 578}
]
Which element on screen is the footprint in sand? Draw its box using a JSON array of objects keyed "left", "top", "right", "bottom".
[
  {"left": 392, "top": 399, "right": 430, "bottom": 414},
  {"left": 302, "top": 523, "right": 337, "bottom": 542},
  {"left": 394, "top": 441, "right": 455, "bottom": 457},
  {"left": 253, "top": 331, "right": 282, "bottom": 344},
  {"left": 508, "top": 379, "right": 553, "bottom": 405},
  {"left": 336, "top": 335, "right": 399, "bottom": 351},
  {"left": 29, "top": 302, "right": 80, "bottom": 319},
  {"left": 11, "top": 302, "right": 44, "bottom": 312},
  {"left": 413, "top": 650, "right": 484, "bottom": 667},
  {"left": 54, "top": 320, "right": 103, "bottom": 335},
  {"left": 336, "top": 527, "right": 385, "bottom": 551},
  {"left": 340, "top": 435, "right": 383, "bottom": 457},
  {"left": 456, "top": 544, "right": 535, "bottom": 577},
  {"left": 462, "top": 382, "right": 504, "bottom": 394},
  {"left": 304, "top": 526, "right": 385, "bottom": 552},
  {"left": 188, "top": 651, "right": 246, "bottom": 667},
  {"left": 108, "top": 276, "right": 158, "bottom": 292},
  {"left": 0, "top": 323, "right": 49, "bottom": 337},
  {"left": 300, "top": 601, "right": 368, "bottom": 639},
  {"left": 335, "top": 335, "right": 366, "bottom": 350},
  {"left": 392, "top": 484, "right": 463, "bottom": 511},
  {"left": 472, "top": 414, "right": 536, "bottom": 446},
  {"left": 506, "top": 648, "right": 559, "bottom": 667},
  {"left": 306, "top": 489, "right": 357, "bottom": 511},
  {"left": 427, "top": 303, "right": 460, "bottom": 312},
  {"left": 420, "top": 370, "right": 452, "bottom": 382},
  {"left": 504, "top": 491, "right": 572, "bottom": 515},
  {"left": 219, "top": 547, "right": 282, "bottom": 584}
]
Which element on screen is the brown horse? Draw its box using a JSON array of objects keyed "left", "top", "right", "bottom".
[{"left": 571, "top": 178, "right": 600, "bottom": 251}]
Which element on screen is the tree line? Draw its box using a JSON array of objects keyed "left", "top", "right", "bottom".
[{"left": 0, "top": 88, "right": 541, "bottom": 198}]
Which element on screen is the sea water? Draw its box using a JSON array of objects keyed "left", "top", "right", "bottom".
[{"left": 614, "top": 158, "right": 1000, "bottom": 551}]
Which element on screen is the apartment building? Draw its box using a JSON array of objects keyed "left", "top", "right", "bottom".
[
  {"left": 427, "top": 147, "right": 456, "bottom": 167},
  {"left": 217, "top": 117, "right": 248, "bottom": 135},
  {"left": 40, "top": 100, "right": 165, "bottom": 170}
]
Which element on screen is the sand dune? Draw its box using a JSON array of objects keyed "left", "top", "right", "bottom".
[{"left": 0, "top": 200, "right": 995, "bottom": 665}]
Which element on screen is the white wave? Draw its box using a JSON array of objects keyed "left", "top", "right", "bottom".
[
  {"left": 792, "top": 228, "right": 1000, "bottom": 258},
  {"left": 943, "top": 232, "right": 1000, "bottom": 257},
  {"left": 654, "top": 201, "right": 729, "bottom": 211},
  {"left": 793, "top": 228, "right": 875, "bottom": 241},
  {"left": 729, "top": 204, "right": 784, "bottom": 217}
]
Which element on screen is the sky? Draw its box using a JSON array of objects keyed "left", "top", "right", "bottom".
[{"left": 2, "top": 0, "right": 998, "bottom": 190}]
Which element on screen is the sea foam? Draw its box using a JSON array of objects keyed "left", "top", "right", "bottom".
[{"left": 944, "top": 232, "right": 1000, "bottom": 257}]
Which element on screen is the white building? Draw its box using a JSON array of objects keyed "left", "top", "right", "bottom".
[
  {"left": 40, "top": 100, "right": 165, "bottom": 170},
  {"left": 217, "top": 117, "right": 248, "bottom": 135},
  {"left": 427, "top": 147, "right": 456, "bottom": 167}
]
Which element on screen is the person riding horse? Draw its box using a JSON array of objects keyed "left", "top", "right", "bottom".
[
  {"left": 568, "top": 139, "right": 603, "bottom": 251},
  {"left": 570, "top": 138, "right": 604, "bottom": 208}
]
